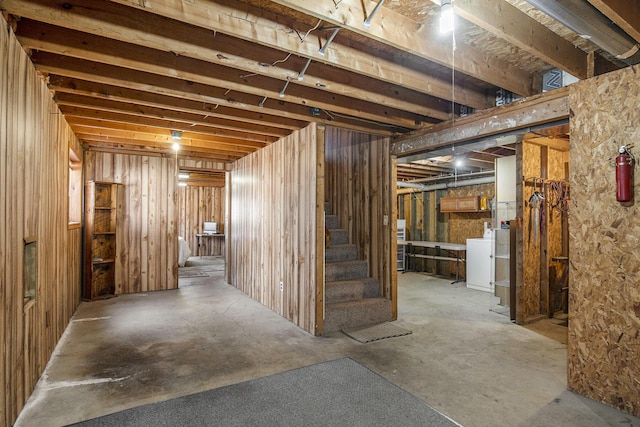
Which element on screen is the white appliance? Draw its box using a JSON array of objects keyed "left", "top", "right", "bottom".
[
  {"left": 203, "top": 221, "right": 218, "bottom": 234},
  {"left": 466, "top": 237, "right": 493, "bottom": 292}
]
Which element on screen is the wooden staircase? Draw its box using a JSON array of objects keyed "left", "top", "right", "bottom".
[{"left": 324, "top": 212, "right": 392, "bottom": 333}]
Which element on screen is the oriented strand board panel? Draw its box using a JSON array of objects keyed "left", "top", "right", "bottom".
[
  {"left": 229, "top": 124, "right": 321, "bottom": 335},
  {"left": 569, "top": 67, "right": 640, "bottom": 417},
  {"left": 0, "top": 16, "right": 83, "bottom": 426},
  {"left": 85, "top": 151, "right": 178, "bottom": 294},
  {"left": 325, "top": 127, "right": 395, "bottom": 307},
  {"left": 178, "top": 186, "right": 225, "bottom": 256}
]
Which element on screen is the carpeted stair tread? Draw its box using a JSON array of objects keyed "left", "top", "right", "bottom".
[
  {"left": 325, "top": 214, "right": 339, "bottom": 230},
  {"left": 325, "top": 278, "right": 380, "bottom": 304},
  {"left": 325, "top": 260, "right": 368, "bottom": 281},
  {"left": 326, "top": 228, "right": 348, "bottom": 245},
  {"left": 324, "top": 298, "right": 393, "bottom": 333},
  {"left": 325, "top": 244, "right": 358, "bottom": 263}
]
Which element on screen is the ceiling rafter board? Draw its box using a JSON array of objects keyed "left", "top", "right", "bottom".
[
  {"left": 47, "top": 76, "right": 308, "bottom": 132},
  {"left": 101, "top": 0, "right": 490, "bottom": 108},
  {"left": 30, "top": 54, "right": 397, "bottom": 135},
  {"left": 83, "top": 143, "right": 239, "bottom": 162},
  {"left": 453, "top": 0, "right": 588, "bottom": 79},
  {"left": 71, "top": 126, "right": 261, "bottom": 154},
  {"left": 268, "top": 0, "right": 536, "bottom": 97},
  {"left": 59, "top": 105, "right": 278, "bottom": 148},
  {"left": 1, "top": 0, "right": 487, "bottom": 110},
  {"left": 20, "top": 33, "right": 426, "bottom": 130},
  {"left": 10, "top": 3, "right": 458, "bottom": 118}
]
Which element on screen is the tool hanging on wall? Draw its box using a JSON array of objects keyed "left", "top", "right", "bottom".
[
  {"left": 615, "top": 145, "right": 635, "bottom": 203},
  {"left": 529, "top": 178, "right": 544, "bottom": 246},
  {"left": 547, "top": 180, "right": 570, "bottom": 213}
]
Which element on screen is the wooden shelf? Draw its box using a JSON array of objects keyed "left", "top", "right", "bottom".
[{"left": 84, "top": 181, "right": 123, "bottom": 300}]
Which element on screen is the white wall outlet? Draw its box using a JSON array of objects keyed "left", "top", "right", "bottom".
[
  {"left": 279, "top": 281, "right": 283, "bottom": 291},
  {"left": 383, "top": 215, "right": 389, "bottom": 226}
]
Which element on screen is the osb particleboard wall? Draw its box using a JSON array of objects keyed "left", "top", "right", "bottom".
[
  {"left": 1, "top": 16, "right": 83, "bottom": 426},
  {"left": 522, "top": 143, "right": 568, "bottom": 319},
  {"left": 569, "top": 66, "right": 640, "bottom": 417},
  {"left": 85, "top": 151, "right": 179, "bottom": 294},
  {"left": 448, "top": 183, "right": 494, "bottom": 243},
  {"left": 229, "top": 124, "right": 323, "bottom": 335}
]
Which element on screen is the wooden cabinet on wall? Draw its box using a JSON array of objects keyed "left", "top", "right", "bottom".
[
  {"left": 440, "top": 196, "right": 480, "bottom": 212},
  {"left": 84, "top": 181, "right": 123, "bottom": 300}
]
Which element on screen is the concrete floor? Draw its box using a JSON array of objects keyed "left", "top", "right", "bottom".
[{"left": 16, "top": 258, "right": 640, "bottom": 427}]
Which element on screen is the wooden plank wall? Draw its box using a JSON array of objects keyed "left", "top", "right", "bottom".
[
  {"left": 85, "top": 151, "right": 178, "bottom": 294},
  {"left": 569, "top": 67, "right": 640, "bottom": 417},
  {"left": 521, "top": 142, "right": 567, "bottom": 320},
  {"left": 177, "top": 186, "right": 225, "bottom": 256},
  {"left": 324, "top": 127, "right": 395, "bottom": 305},
  {"left": 1, "top": 16, "right": 83, "bottom": 426},
  {"left": 229, "top": 124, "right": 321, "bottom": 335}
]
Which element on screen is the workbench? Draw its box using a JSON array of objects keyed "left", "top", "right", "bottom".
[
  {"left": 397, "top": 240, "right": 466, "bottom": 283},
  {"left": 196, "top": 233, "right": 225, "bottom": 257}
]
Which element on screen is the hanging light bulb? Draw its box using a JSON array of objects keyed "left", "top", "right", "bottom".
[
  {"left": 171, "top": 130, "right": 182, "bottom": 151},
  {"left": 440, "top": 0, "right": 454, "bottom": 34}
]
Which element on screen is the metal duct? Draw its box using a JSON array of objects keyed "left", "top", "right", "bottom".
[
  {"left": 397, "top": 176, "right": 495, "bottom": 192},
  {"left": 524, "top": 0, "right": 640, "bottom": 64}
]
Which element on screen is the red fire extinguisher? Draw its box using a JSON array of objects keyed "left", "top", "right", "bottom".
[{"left": 615, "top": 145, "right": 634, "bottom": 202}]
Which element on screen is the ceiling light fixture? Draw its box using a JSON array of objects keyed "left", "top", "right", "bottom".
[
  {"left": 178, "top": 173, "right": 190, "bottom": 179},
  {"left": 440, "top": 0, "right": 454, "bottom": 34},
  {"left": 178, "top": 182, "right": 188, "bottom": 187},
  {"left": 171, "top": 130, "right": 182, "bottom": 151}
]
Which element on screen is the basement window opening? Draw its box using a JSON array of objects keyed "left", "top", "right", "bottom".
[
  {"left": 24, "top": 238, "right": 37, "bottom": 303},
  {"left": 69, "top": 148, "right": 82, "bottom": 228}
]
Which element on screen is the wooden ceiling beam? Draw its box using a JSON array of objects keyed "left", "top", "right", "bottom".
[
  {"left": 78, "top": 134, "right": 248, "bottom": 159},
  {"left": 30, "top": 53, "right": 397, "bottom": 135},
  {"left": 8, "top": 4, "right": 462, "bottom": 116},
  {"left": 65, "top": 113, "right": 270, "bottom": 149},
  {"left": 84, "top": 143, "right": 237, "bottom": 163},
  {"left": 17, "top": 25, "right": 427, "bottom": 129},
  {"left": 89, "top": 0, "right": 489, "bottom": 108},
  {"left": 54, "top": 93, "right": 286, "bottom": 141},
  {"left": 268, "top": 0, "right": 535, "bottom": 97},
  {"left": 392, "top": 87, "right": 570, "bottom": 156},
  {"left": 69, "top": 122, "right": 262, "bottom": 154},
  {"left": 47, "top": 76, "right": 306, "bottom": 132},
  {"left": 453, "top": 0, "right": 588, "bottom": 79},
  {"left": 586, "top": 0, "right": 640, "bottom": 45}
]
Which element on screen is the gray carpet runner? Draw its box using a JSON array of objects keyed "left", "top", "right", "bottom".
[{"left": 68, "top": 358, "right": 461, "bottom": 427}]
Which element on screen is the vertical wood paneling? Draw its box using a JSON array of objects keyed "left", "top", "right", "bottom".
[
  {"left": 230, "top": 124, "right": 320, "bottom": 334},
  {"left": 177, "top": 186, "right": 225, "bottom": 256},
  {"left": 569, "top": 67, "right": 640, "bottom": 417},
  {"left": 86, "top": 152, "right": 178, "bottom": 294},
  {"left": 1, "top": 17, "right": 82, "bottom": 426},
  {"left": 324, "top": 127, "right": 395, "bottom": 302}
]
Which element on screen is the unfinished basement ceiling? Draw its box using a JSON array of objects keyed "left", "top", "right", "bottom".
[{"left": 1, "top": 0, "right": 637, "bottom": 182}]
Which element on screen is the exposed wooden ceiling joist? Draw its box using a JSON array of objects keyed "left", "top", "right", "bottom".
[
  {"left": 268, "top": 0, "right": 536, "bottom": 97},
  {"left": 1, "top": 0, "right": 636, "bottom": 179}
]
